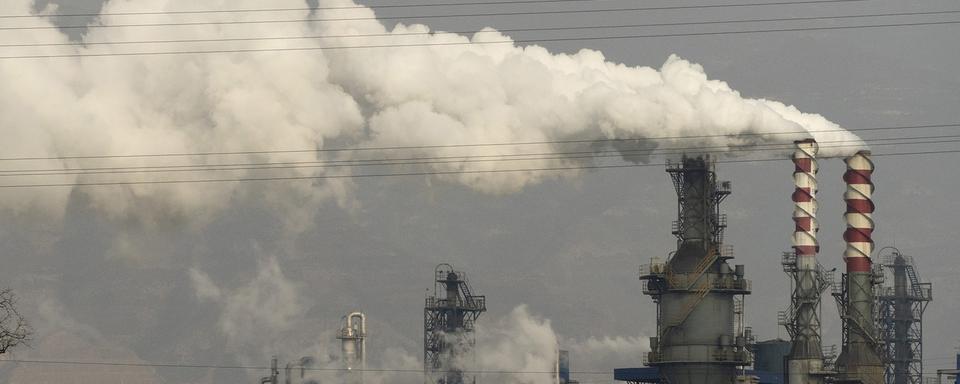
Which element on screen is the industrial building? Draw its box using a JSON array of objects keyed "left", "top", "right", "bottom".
[
  {"left": 424, "top": 264, "right": 486, "bottom": 384},
  {"left": 620, "top": 142, "right": 934, "bottom": 384}
]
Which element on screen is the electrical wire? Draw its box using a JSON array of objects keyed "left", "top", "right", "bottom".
[
  {"left": 2, "top": 147, "right": 959, "bottom": 189},
  {"left": 0, "top": 0, "right": 879, "bottom": 31},
  {"left": 1, "top": 134, "right": 957, "bottom": 177},
  {"left": 0, "top": 0, "right": 644, "bottom": 18},
  {"left": 1, "top": 123, "right": 955, "bottom": 162},
  {"left": 2, "top": 19, "right": 958, "bottom": 60},
  {"left": 4, "top": 9, "right": 953, "bottom": 48},
  {"left": 0, "top": 357, "right": 613, "bottom": 374}
]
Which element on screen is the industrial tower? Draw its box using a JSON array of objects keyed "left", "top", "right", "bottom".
[
  {"left": 338, "top": 311, "right": 367, "bottom": 384},
  {"left": 876, "top": 248, "right": 931, "bottom": 384},
  {"left": 424, "top": 264, "right": 486, "bottom": 384},
  {"left": 780, "top": 139, "right": 833, "bottom": 384},
  {"left": 832, "top": 151, "right": 885, "bottom": 384},
  {"left": 640, "top": 155, "right": 752, "bottom": 384}
]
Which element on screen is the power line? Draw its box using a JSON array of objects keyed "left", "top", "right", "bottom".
[
  {"left": 0, "top": 0, "right": 624, "bottom": 19},
  {"left": 0, "top": 123, "right": 955, "bottom": 162},
  {"left": 4, "top": 9, "right": 952, "bottom": 49},
  {"left": 2, "top": 134, "right": 956, "bottom": 177},
  {"left": 2, "top": 19, "right": 958, "bottom": 60},
  {"left": 0, "top": 0, "right": 873, "bottom": 31},
  {"left": 2, "top": 148, "right": 959, "bottom": 189},
  {"left": 0, "top": 358, "right": 613, "bottom": 375}
]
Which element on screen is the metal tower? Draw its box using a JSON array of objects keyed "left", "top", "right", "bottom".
[
  {"left": 640, "top": 155, "right": 752, "bottom": 384},
  {"left": 424, "top": 264, "right": 486, "bottom": 384},
  {"left": 338, "top": 312, "right": 367, "bottom": 384},
  {"left": 876, "top": 248, "right": 932, "bottom": 384},
  {"left": 779, "top": 139, "right": 834, "bottom": 384}
]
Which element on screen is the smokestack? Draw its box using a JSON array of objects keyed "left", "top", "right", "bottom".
[
  {"left": 843, "top": 151, "right": 875, "bottom": 273},
  {"left": 786, "top": 139, "right": 825, "bottom": 384},
  {"left": 836, "top": 150, "right": 884, "bottom": 384},
  {"left": 793, "top": 139, "right": 819, "bottom": 262}
]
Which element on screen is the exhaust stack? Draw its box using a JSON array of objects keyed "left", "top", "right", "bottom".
[
  {"left": 834, "top": 150, "right": 884, "bottom": 384},
  {"left": 784, "top": 139, "right": 827, "bottom": 384}
]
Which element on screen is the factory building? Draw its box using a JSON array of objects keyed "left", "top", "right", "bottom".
[{"left": 620, "top": 144, "right": 934, "bottom": 384}]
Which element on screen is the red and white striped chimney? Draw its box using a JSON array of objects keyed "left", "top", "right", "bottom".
[
  {"left": 793, "top": 139, "right": 819, "bottom": 269},
  {"left": 843, "top": 150, "right": 875, "bottom": 273}
]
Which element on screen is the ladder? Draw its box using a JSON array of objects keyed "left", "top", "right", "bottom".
[
  {"left": 905, "top": 264, "right": 923, "bottom": 298},
  {"left": 667, "top": 278, "right": 713, "bottom": 329},
  {"left": 687, "top": 246, "right": 719, "bottom": 290}
]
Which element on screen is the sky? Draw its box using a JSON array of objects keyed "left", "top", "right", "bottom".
[{"left": 0, "top": 0, "right": 958, "bottom": 383}]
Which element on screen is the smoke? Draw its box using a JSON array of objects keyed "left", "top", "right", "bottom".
[
  {"left": 1, "top": 0, "right": 864, "bottom": 225},
  {"left": 474, "top": 305, "right": 559, "bottom": 384},
  {"left": 189, "top": 257, "right": 304, "bottom": 364}
]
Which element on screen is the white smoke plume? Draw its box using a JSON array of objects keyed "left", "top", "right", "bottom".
[
  {"left": 1, "top": 0, "right": 864, "bottom": 225},
  {"left": 189, "top": 257, "right": 304, "bottom": 364}
]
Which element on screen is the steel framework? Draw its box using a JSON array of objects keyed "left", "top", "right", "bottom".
[
  {"left": 876, "top": 248, "right": 932, "bottom": 384},
  {"left": 640, "top": 156, "right": 752, "bottom": 384},
  {"left": 424, "top": 264, "right": 486, "bottom": 384}
]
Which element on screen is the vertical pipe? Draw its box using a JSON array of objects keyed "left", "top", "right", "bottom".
[
  {"left": 788, "top": 139, "right": 824, "bottom": 384},
  {"left": 842, "top": 150, "right": 884, "bottom": 384}
]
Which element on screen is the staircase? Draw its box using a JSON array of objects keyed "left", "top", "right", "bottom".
[{"left": 660, "top": 247, "right": 718, "bottom": 340}]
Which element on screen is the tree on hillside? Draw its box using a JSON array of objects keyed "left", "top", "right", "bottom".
[{"left": 0, "top": 288, "right": 31, "bottom": 354}]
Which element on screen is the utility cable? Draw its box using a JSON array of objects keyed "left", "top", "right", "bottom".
[
  {"left": 1, "top": 134, "right": 956, "bottom": 177},
  {"left": 1, "top": 147, "right": 959, "bottom": 189},
  {"left": 0, "top": 0, "right": 878, "bottom": 31},
  {"left": 2, "top": 19, "right": 958, "bottom": 59},
  {"left": 0, "top": 123, "right": 955, "bottom": 162},
  {"left": 0, "top": 0, "right": 647, "bottom": 18},
  {"left": 0, "top": 358, "right": 613, "bottom": 374},
  {"left": 0, "top": 0, "right": 868, "bottom": 19},
  {"left": 2, "top": 9, "right": 951, "bottom": 48}
]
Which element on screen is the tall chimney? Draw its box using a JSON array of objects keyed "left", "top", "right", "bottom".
[
  {"left": 837, "top": 150, "right": 884, "bottom": 384},
  {"left": 786, "top": 139, "right": 825, "bottom": 384}
]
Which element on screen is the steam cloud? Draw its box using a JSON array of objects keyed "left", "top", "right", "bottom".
[
  {"left": 2, "top": 1, "right": 864, "bottom": 382},
  {"left": 2, "top": 0, "right": 864, "bottom": 225}
]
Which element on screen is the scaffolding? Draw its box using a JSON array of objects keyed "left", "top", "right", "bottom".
[
  {"left": 876, "top": 248, "right": 932, "bottom": 384},
  {"left": 424, "top": 264, "right": 486, "bottom": 384}
]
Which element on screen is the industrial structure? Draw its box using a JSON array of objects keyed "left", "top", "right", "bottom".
[
  {"left": 424, "top": 264, "right": 486, "bottom": 384},
  {"left": 284, "top": 357, "right": 316, "bottom": 384},
  {"left": 618, "top": 144, "right": 940, "bottom": 384},
  {"left": 338, "top": 311, "right": 367, "bottom": 384},
  {"left": 876, "top": 248, "right": 931, "bottom": 384},
  {"left": 780, "top": 139, "right": 833, "bottom": 384},
  {"left": 832, "top": 150, "right": 885, "bottom": 384},
  {"left": 559, "top": 350, "right": 580, "bottom": 384},
  {"left": 640, "top": 155, "right": 752, "bottom": 384},
  {"left": 261, "top": 357, "right": 279, "bottom": 384}
]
